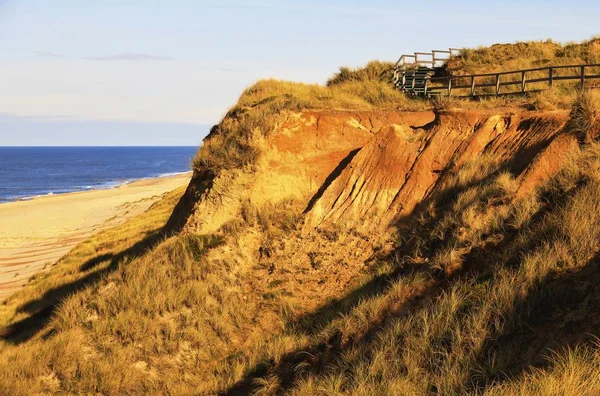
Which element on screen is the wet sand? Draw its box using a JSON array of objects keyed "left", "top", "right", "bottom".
[{"left": 0, "top": 173, "right": 191, "bottom": 300}]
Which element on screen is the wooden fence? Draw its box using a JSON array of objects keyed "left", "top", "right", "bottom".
[{"left": 426, "top": 64, "right": 600, "bottom": 97}]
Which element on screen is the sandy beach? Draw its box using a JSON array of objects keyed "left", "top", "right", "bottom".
[{"left": 0, "top": 173, "right": 191, "bottom": 300}]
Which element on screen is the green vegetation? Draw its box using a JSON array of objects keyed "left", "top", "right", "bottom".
[
  {"left": 2, "top": 92, "right": 600, "bottom": 395},
  {"left": 217, "top": 130, "right": 600, "bottom": 395},
  {"left": 2, "top": 40, "right": 600, "bottom": 395},
  {"left": 0, "top": 186, "right": 186, "bottom": 329},
  {"left": 0, "top": 185, "right": 307, "bottom": 394},
  {"left": 487, "top": 344, "right": 600, "bottom": 395}
]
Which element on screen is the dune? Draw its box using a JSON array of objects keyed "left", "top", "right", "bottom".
[{"left": 0, "top": 173, "right": 191, "bottom": 300}]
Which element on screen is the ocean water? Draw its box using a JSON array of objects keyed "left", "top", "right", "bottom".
[{"left": 0, "top": 146, "right": 198, "bottom": 203}]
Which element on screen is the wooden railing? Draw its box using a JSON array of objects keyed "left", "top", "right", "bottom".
[
  {"left": 395, "top": 48, "right": 462, "bottom": 68},
  {"left": 426, "top": 64, "right": 600, "bottom": 97}
]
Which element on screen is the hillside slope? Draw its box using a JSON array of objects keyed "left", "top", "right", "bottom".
[{"left": 1, "top": 43, "right": 600, "bottom": 395}]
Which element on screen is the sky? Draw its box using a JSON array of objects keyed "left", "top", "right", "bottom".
[{"left": 0, "top": 0, "right": 599, "bottom": 146}]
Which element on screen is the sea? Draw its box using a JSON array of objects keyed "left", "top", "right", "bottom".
[{"left": 0, "top": 146, "right": 198, "bottom": 203}]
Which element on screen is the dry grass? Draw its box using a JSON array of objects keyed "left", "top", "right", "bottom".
[
  {"left": 0, "top": 186, "right": 310, "bottom": 394},
  {"left": 486, "top": 343, "right": 600, "bottom": 395},
  {"left": 1, "top": 146, "right": 598, "bottom": 394},
  {"left": 568, "top": 90, "right": 600, "bottom": 142},
  {"left": 447, "top": 37, "right": 600, "bottom": 75},
  {"left": 529, "top": 87, "right": 577, "bottom": 111},
  {"left": 0, "top": 187, "right": 186, "bottom": 328},
  {"left": 432, "top": 86, "right": 579, "bottom": 112},
  {"left": 3, "top": 50, "right": 600, "bottom": 395},
  {"left": 220, "top": 142, "right": 600, "bottom": 395},
  {"left": 326, "top": 60, "right": 395, "bottom": 86},
  {"left": 429, "top": 37, "right": 600, "bottom": 107}
]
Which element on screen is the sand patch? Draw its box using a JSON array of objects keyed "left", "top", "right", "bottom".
[{"left": 0, "top": 173, "right": 191, "bottom": 300}]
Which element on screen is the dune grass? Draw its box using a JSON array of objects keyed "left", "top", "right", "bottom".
[
  {"left": 326, "top": 60, "right": 395, "bottom": 86},
  {"left": 5, "top": 138, "right": 600, "bottom": 394},
  {"left": 2, "top": 44, "right": 600, "bottom": 394},
  {"left": 447, "top": 37, "right": 600, "bottom": 75},
  {"left": 568, "top": 90, "right": 600, "bottom": 142},
  {"left": 486, "top": 343, "right": 600, "bottom": 396},
  {"left": 0, "top": 186, "right": 186, "bottom": 329},
  {"left": 226, "top": 141, "right": 600, "bottom": 395},
  {"left": 0, "top": 184, "right": 308, "bottom": 394},
  {"left": 438, "top": 37, "right": 600, "bottom": 101}
]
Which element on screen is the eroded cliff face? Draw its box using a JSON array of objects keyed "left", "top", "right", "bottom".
[
  {"left": 167, "top": 108, "right": 580, "bottom": 313},
  {"left": 306, "top": 110, "right": 576, "bottom": 232},
  {"left": 183, "top": 108, "right": 575, "bottom": 237},
  {"left": 183, "top": 110, "right": 435, "bottom": 235}
]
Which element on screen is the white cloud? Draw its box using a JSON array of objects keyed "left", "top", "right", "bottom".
[
  {"left": 34, "top": 50, "right": 65, "bottom": 58},
  {"left": 86, "top": 53, "right": 174, "bottom": 61}
]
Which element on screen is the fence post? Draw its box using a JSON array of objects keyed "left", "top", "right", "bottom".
[
  {"left": 448, "top": 77, "right": 452, "bottom": 96},
  {"left": 581, "top": 65, "right": 586, "bottom": 89},
  {"left": 521, "top": 71, "right": 526, "bottom": 93},
  {"left": 470, "top": 76, "right": 476, "bottom": 97},
  {"left": 549, "top": 67, "right": 553, "bottom": 87},
  {"left": 415, "top": 52, "right": 418, "bottom": 64},
  {"left": 495, "top": 74, "right": 500, "bottom": 96}
]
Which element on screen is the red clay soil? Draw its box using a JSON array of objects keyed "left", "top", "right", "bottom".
[{"left": 302, "top": 110, "right": 573, "bottom": 232}]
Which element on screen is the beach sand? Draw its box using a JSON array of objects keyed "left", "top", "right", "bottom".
[{"left": 0, "top": 173, "right": 191, "bottom": 301}]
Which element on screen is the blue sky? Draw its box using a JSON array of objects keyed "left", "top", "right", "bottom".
[{"left": 1, "top": 0, "right": 599, "bottom": 145}]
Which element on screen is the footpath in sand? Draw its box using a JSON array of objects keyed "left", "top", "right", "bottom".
[{"left": 0, "top": 173, "right": 191, "bottom": 301}]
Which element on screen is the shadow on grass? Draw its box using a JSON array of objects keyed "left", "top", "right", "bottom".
[
  {"left": 0, "top": 231, "right": 164, "bottom": 344},
  {"left": 223, "top": 165, "right": 518, "bottom": 395},
  {"left": 465, "top": 253, "right": 600, "bottom": 392},
  {"left": 224, "top": 243, "right": 495, "bottom": 395},
  {"left": 0, "top": 186, "right": 196, "bottom": 345},
  {"left": 78, "top": 253, "right": 115, "bottom": 272},
  {"left": 223, "top": 264, "right": 443, "bottom": 395},
  {"left": 223, "top": 138, "right": 586, "bottom": 395}
]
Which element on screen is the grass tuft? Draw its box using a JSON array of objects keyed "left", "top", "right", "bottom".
[
  {"left": 568, "top": 90, "right": 600, "bottom": 142},
  {"left": 326, "top": 60, "right": 395, "bottom": 86}
]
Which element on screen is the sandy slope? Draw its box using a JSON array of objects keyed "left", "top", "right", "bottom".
[{"left": 0, "top": 173, "right": 191, "bottom": 300}]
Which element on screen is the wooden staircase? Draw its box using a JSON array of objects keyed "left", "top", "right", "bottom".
[
  {"left": 393, "top": 48, "right": 460, "bottom": 98},
  {"left": 394, "top": 67, "right": 438, "bottom": 98}
]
